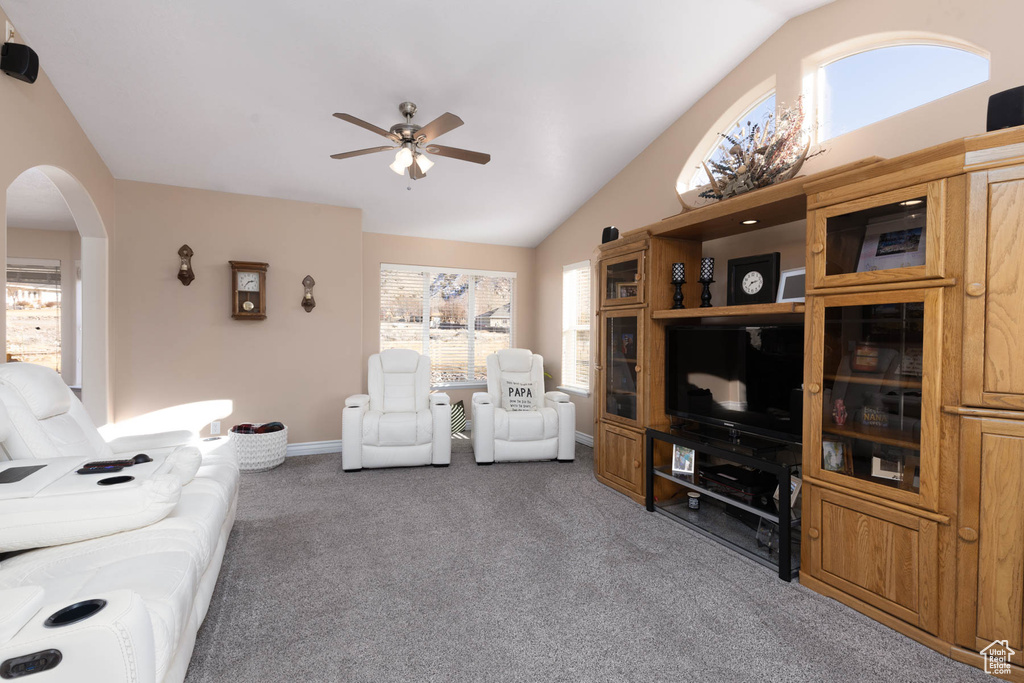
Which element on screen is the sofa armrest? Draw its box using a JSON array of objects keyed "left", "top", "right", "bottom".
[
  {"left": 544, "top": 390, "right": 570, "bottom": 404},
  {"left": 471, "top": 394, "right": 495, "bottom": 464},
  {"left": 430, "top": 401, "right": 452, "bottom": 466},
  {"left": 429, "top": 392, "right": 450, "bottom": 406},
  {"left": 0, "top": 586, "right": 43, "bottom": 643},
  {"left": 107, "top": 430, "right": 193, "bottom": 457},
  {"left": 546, "top": 398, "right": 576, "bottom": 462},
  {"left": 472, "top": 392, "right": 492, "bottom": 406},
  {"left": 345, "top": 394, "right": 370, "bottom": 409}
]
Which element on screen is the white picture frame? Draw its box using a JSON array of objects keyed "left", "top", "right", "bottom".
[
  {"left": 672, "top": 444, "right": 695, "bottom": 477},
  {"left": 855, "top": 215, "right": 927, "bottom": 273},
  {"left": 776, "top": 267, "right": 806, "bottom": 303}
]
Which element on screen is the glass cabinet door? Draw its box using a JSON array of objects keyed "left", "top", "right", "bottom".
[
  {"left": 809, "top": 182, "right": 944, "bottom": 289},
  {"left": 603, "top": 313, "right": 641, "bottom": 424},
  {"left": 601, "top": 251, "right": 644, "bottom": 307},
  {"left": 808, "top": 289, "right": 940, "bottom": 507}
]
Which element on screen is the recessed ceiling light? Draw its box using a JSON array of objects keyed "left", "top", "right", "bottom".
[
  {"left": 741, "top": 219, "right": 759, "bottom": 225},
  {"left": 900, "top": 199, "right": 923, "bottom": 206}
]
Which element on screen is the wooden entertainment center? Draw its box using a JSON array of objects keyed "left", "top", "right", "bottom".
[{"left": 593, "top": 127, "right": 1024, "bottom": 680}]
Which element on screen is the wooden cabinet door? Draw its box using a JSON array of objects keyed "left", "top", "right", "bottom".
[
  {"left": 806, "top": 484, "right": 940, "bottom": 634},
  {"left": 955, "top": 417, "right": 1024, "bottom": 663},
  {"left": 596, "top": 421, "right": 643, "bottom": 496},
  {"left": 963, "top": 165, "right": 1024, "bottom": 410},
  {"left": 600, "top": 250, "right": 645, "bottom": 308},
  {"left": 600, "top": 309, "right": 644, "bottom": 427}
]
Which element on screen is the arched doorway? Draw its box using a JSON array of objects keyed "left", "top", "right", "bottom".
[{"left": 5, "top": 166, "right": 109, "bottom": 424}]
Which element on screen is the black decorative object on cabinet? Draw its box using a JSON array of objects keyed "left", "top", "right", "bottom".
[
  {"left": 699, "top": 257, "right": 715, "bottom": 308},
  {"left": 601, "top": 226, "right": 619, "bottom": 244},
  {"left": 671, "top": 262, "right": 686, "bottom": 309},
  {"left": 727, "top": 252, "right": 780, "bottom": 306}
]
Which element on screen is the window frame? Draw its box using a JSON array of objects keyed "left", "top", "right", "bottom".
[
  {"left": 559, "top": 259, "right": 591, "bottom": 397},
  {"left": 379, "top": 263, "right": 517, "bottom": 389},
  {"left": 812, "top": 37, "right": 990, "bottom": 143}
]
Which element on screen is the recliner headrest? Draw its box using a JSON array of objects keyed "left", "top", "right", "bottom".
[
  {"left": 0, "top": 363, "right": 72, "bottom": 420},
  {"left": 378, "top": 348, "right": 422, "bottom": 374},
  {"left": 495, "top": 349, "right": 534, "bottom": 373}
]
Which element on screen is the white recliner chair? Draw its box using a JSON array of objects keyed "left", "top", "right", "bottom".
[
  {"left": 472, "top": 349, "right": 575, "bottom": 464},
  {"left": 343, "top": 349, "right": 452, "bottom": 471}
]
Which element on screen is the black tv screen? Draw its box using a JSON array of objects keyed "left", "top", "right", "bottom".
[{"left": 665, "top": 323, "right": 804, "bottom": 441}]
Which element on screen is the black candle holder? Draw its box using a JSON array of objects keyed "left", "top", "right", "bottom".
[
  {"left": 699, "top": 279, "right": 714, "bottom": 307},
  {"left": 672, "top": 280, "right": 686, "bottom": 309},
  {"left": 671, "top": 262, "right": 686, "bottom": 309}
]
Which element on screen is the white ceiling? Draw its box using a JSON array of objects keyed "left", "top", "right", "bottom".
[
  {"left": 6, "top": 168, "right": 77, "bottom": 231},
  {"left": 3, "top": 0, "right": 831, "bottom": 247}
]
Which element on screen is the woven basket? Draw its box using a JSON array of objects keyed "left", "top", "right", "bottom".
[{"left": 231, "top": 424, "right": 288, "bottom": 472}]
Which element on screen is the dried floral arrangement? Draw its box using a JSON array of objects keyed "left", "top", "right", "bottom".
[{"left": 695, "top": 100, "right": 823, "bottom": 203}]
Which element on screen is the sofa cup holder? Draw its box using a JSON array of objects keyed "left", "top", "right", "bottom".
[
  {"left": 43, "top": 599, "right": 107, "bottom": 628},
  {"left": 97, "top": 475, "right": 134, "bottom": 486}
]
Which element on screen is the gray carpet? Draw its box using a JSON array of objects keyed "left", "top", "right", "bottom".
[{"left": 185, "top": 437, "right": 986, "bottom": 682}]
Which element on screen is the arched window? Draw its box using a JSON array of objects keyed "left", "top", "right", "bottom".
[
  {"left": 818, "top": 43, "right": 989, "bottom": 140},
  {"left": 686, "top": 90, "right": 776, "bottom": 190}
]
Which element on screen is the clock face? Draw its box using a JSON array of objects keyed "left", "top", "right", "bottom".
[
  {"left": 237, "top": 271, "right": 260, "bottom": 292},
  {"left": 742, "top": 271, "right": 764, "bottom": 295}
]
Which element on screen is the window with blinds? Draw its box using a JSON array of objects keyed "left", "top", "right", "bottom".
[
  {"left": 379, "top": 264, "right": 515, "bottom": 386},
  {"left": 561, "top": 260, "right": 591, "bottom": 393}
]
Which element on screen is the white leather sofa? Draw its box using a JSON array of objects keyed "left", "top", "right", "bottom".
[
  {"left": 472, "top": 349, "right": 575, "bottom": 464},
  {"left": 343, "top": 349, "right": 451, "bottom": 470},
  {"left": 0, "top": 363, "right": 238, "bottom": 683}
]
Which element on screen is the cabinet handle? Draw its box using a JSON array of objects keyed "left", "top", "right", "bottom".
[
  {"left": 595, "top": 365, "right": 603, "bottom": 372},
  {"left": 958, "top": 527, "right": 978, "bottom": 542},
  {"left": 635, "top": 365, "right": 641, "bottom": 373},
  {"left": 808, "top": 527, "right": 820, "bottom": 539},
  {"left": 633, "top": 459, "right": 640, "bottom": 469},
  {"left": 811, "top": 243, "right": 824, "bottom": 254},
  {"left": 634, "top": 273, "right": 641, "bottom": 282},
  {"left": 966, "top": 282, "right": 985, "bottom": 297},
  {"left": 808, "top": 383, "right": 821, "bottom": 394}
]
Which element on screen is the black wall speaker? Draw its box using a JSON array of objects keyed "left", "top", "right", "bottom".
[
  {"left": 987, "top": 86, "right": 1024, "bottom": 132},
  {"left": 601, "top": 226, "right": 619, "bottom": 244},
  {"left": 1, "top": 42, "right": 38, "bottom": 84}
]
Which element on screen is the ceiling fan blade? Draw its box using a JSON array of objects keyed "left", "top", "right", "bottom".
[
  {"left": 330, "top": 146, "right": 395, "bottom": 160},
  {"left": 409, "top": 159, "right": 425, "bottom": 180},
  {"left": 424, "top": 144, "right": 491, "bottom": 165},
  {"left": 333, "top": 113, "right": 401, "bottom": 142},
  {"left": 415, "top": 113, "right": 464, "bottom": 144}
]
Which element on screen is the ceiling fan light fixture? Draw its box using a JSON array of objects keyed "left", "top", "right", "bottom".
[
  {"left": 394, "top": 145, "right": 413, "bottom": 168},
  {"left": 389, "top": 158, "right": 407, "bottom": 175},
  {"left": 415, "top": 153, "right": 434, "bottom": 174}
]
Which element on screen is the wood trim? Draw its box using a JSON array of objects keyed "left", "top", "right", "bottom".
[
  {"left": 808, "top": 158, "right": 962, "bottom": 210},
  {"left": 651, "top": 302, "right": 803, "bottom": 319},
  {"left": 802, "top": 476, "right": 951, "bottom": 524},
  {"left": 597, "top": 234, "right": 650, "bottom": 258},
  {"left": 964, "top": 142, "right": 1024, "bottom": 173},
  {"left": 962, "top": 170, "right": 989, "bottom": 407},
  {"left": 806, "top": 278, "right": 956, "bottom": 297},
  {"left": 944, "top": 405, "right": 1024, "bottom": 421},
  {"left": 955, "top": 416, "right": 982, "bottom": 649}
]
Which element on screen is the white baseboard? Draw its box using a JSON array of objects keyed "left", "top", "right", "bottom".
[
  {"left": 286, "top": 439, "right": 343, "bottom": 457},
  {"left": 575, "top": 431, "right": 594, "bottom": 447}
]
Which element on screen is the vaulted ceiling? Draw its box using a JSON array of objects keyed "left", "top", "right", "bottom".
[{"left": 3, "top": 0, "right": 831, "bottom": 247}]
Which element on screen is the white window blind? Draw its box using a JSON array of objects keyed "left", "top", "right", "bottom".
[
  {"left": 380, "top": 264, "right": 515, "bottom": 386},
  {"left": 561, "top": 261, "right": 591, "bottom": 393}
]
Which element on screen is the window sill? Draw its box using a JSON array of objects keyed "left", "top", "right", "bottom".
[
  {"left": 557, "top": 386, "right": 590, "bottom": 398},
  {"left": 432, "top": 382, "right": 487, "bottom": 391}
]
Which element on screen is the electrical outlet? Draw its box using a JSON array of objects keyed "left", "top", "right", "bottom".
[
  {"left": 5, "top": 22, "right": 13, "bottom": 43},
  {"left": 210, "top": 421, "right": 221, "bottom": 435}
]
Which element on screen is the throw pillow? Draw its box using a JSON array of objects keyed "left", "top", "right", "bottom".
[
  {"left": 501, "top": 378, "right": 536, "bottom": 412},
  {"left": 451, "top": 400, "right": 467, "bottom": 433}
]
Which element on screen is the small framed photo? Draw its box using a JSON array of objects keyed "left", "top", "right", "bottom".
[
  {"left": 672, "top": 444, "right": 695, "bottom": 479},
  {"left": 856, "top": 217, "right": 927, "bottom": 273},
  {"left": 616, "top": 282, "right": 638, "bottom": 298},
  {"left": 776, "top": 267, "right": 806, "bottom": 303},
  {"left": 822, "top": 439, "right": 850, "bottom": 473},
  {"left": 774, "top": 475, "right": 803, "bottom": 505}
]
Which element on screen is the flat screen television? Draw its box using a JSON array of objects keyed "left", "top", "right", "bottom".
[{"left": 665, "top": 323, "right": 804, "bottom": 442}]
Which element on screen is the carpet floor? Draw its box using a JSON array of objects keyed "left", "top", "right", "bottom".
[{"left": 185, "top": 437, "right": 987, "bottom": 682}]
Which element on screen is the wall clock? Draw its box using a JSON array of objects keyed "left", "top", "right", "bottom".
[
  {"left": 229, "top": 261, "right": 268, "bottom": 320},
  {"left": 727, "top": 253, "right": 780, "bottom": 306}
]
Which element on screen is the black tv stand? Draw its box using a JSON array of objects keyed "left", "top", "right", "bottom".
[{"left": 646, "top": 425, "right": 801, "bottom": 580}]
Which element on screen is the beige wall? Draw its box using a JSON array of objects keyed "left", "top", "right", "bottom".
[
  {"left": 112, "top": 180, "right": 362, "bottom": 443},
  {"left": 534, "top": 0, "right": 1024, "bottom": 437},
  {"left": 361, "top": 232, "right": 537, "bottom": 411},
  {"left": 7, "top": 227, "right": 81, "bottom": 384}
]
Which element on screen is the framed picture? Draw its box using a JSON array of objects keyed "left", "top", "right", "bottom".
[
  {"left": 856, "top": 216, "right": 927, "bottom": 273},
  {"left": 773, "top": 475, "right": 802, "bottom": 505},
  {"left": 851, "top": 343, "right": 881, "bottom": 372},
  {"left": 899, "top": 346, "right": 923, "bottom": 377},
  {"left": 616, "top": 282, "right": 638, "bottom": 298},
  {"left": 822, "top": 439, "right": 852, "bottom": 474},
  {"left": 672, "top": 444, "right": 695, "bottom": 480},
  {"left": 776, "top": 267, "right": 806, "bottom": 303}
]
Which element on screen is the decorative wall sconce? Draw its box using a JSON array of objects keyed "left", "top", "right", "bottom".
[
  {"left": 177, "top": 244, "right": 195, "bottom": 286},
  {"left": 671, "top": 262, "right": 686, "bottom": 309},
  {"left": 699, "top": 257, "right": 715, "bottom": 308},
  {"left": 301, "top": 275, "right": 316, "bottom": 312}
]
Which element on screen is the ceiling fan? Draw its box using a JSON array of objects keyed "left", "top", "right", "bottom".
[{"left": 330, "top": 101, "right": 491, "bottom": 179}]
